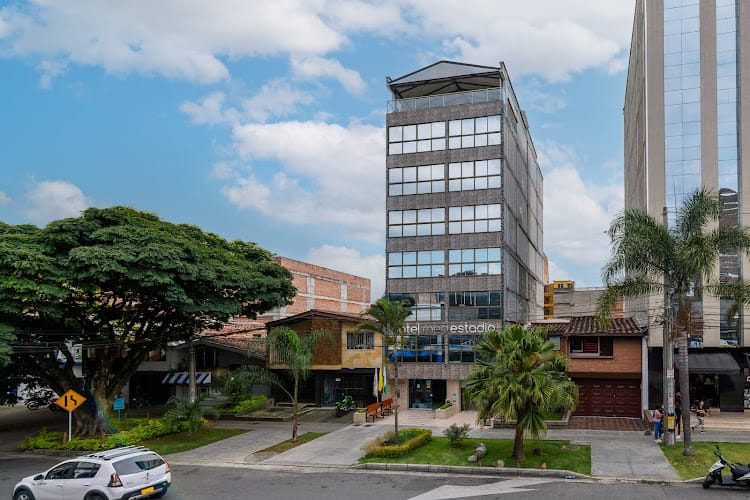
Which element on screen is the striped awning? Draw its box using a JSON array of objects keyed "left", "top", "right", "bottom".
[{"left": 162, "top": 372, "right": 212, "bottom": 384}]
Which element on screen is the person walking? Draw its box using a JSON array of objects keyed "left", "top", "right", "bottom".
[
  {"left": 653, "top": 406, "right": 664, "bottom": 443},
  {"left": 674, "top": 392, "right": 683, "bottom": 439},
  {"left": 692, "top": 400, "right": 708, "bottom": 433}
]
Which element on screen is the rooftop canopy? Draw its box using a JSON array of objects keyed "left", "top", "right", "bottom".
[{"left": 387, "top": 60, "right": 503, "bottom": 99}]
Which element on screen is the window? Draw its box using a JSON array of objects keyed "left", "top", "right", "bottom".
[
  {"left": 388, "top": 164, "right": 444, "bottom": 196},
  {"left": 73, "top": 462, "right": 101, "bottom": 479},
  {"left": 569, "top": 336, "right": 613, "bottom": 357},
  {"left": 390, "top": 335, "right": 444, "bottom": 363},
  {"left": 388, "top": 121, "right": 446, "bottom": 155},
  {"left": 448, "top": 115, "right": 501, "bottom": 149},
  {"left": 448, "top": 291, "right": 501, "bottom": 320},
  {"left": 448, "top": 247, "right": 501, "bottom": 276},
  {"left": 448, "top": 204, "right": 502, "bottom": 234},
  {"left": 388, "top": 208, "right": 445, "bottom": 237},
  {"left": 347, "top": 332, "right": 374, "bottom": 349},
  {"left": 113, "top": 454, "right": 165, "bottom": 475},
  {"left": 388, "top": 250, "right": 444, "bottom": 278},
  {"left": 448, "top": 159, "right": 501, "bottom": 191},
  {"left": 448, "top": 335, "right": 481, "bottom": 363},
  {"left": 390, "top": 292, "right": 445, "bottom": 321}
]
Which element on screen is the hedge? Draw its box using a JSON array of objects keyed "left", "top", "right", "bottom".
[{"left": 364, "top": 428, "right": 432, "bottom": 458}]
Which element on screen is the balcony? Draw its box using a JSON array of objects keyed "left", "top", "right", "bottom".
[{"left": 387, "top": 87, "right": 503, "bottom": 113}]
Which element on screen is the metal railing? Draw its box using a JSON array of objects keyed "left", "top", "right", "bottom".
[{"left": 387, "top": 87, "right": 503, "bottom": 113}]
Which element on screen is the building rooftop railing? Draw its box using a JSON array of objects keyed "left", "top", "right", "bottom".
[{"left": 387, "top": 87, "right": 504, "bottom": 113}]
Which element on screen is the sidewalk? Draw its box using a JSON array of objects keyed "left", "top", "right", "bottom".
[{"left": 169, "top": 409, "right": 750, "bottom": 481}]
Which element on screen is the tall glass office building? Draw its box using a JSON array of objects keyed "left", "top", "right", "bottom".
[
  {"left": 385, "top": 61, "right": 543, "bottom": 411},
  {"left": 624, "top": 0, "right": 749, "bottom": 411}
]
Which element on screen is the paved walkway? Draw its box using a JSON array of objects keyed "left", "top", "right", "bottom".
[{"left": 167, "top": 409, "right": 750, "bottom": 481}]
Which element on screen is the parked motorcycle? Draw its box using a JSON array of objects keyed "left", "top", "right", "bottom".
[
  {"left": 24, "top": 389, "right": 61, "bottom": 411},
  {"left": 334, "top": 395, "right": 357, "bottom": 417},
  {"left": 703, "top": 445, "right": 750, "bottom": 489}
]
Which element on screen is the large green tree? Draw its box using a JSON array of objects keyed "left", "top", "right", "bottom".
[
  {"left": 0, "top": 207, "right": 295, "bottom": 434},
  {"left": 356, "top": 297, "right": 410, "bottom": 441},
  {"left": 597, "top": 188, "right": 750, "bottom": 456},
  {"left": 464, "top": 325, "right": 577, "bottom": 466},
  {"left": 245, "top": 326, "right": 333, "bottom": 441}
]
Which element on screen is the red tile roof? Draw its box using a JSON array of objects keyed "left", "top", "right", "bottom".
[{"left": 564, "top": 316, "right": 643, "bottom": 336}]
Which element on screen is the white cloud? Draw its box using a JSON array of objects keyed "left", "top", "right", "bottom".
[
  {"left": 224, "top": 119, "right": 384, "bottom": 243},
  {"left": 23, "top": 180, "right": 90, "bottom": 224},
  {"left": 537, "top": 141, "right": 623, "bottom": 283},
  {"left": 0, "top": 1, "right": 634, "bottom": 85},
  {"left": 305, "top": 245, "right": 384, "bottom": 302},
  {"left": 180, "top": 92, "right": 235, "bottom": 125},
  {"left": 240, "top": 80, "right": 316, "bottom": 122},
  {"left": 291, "top": 56, "right": 366, "bottom": 95},
  {"left": 36, "top": 59, "right": 66, "bottom": 89},
  {"left": 0, "top": 191, "right": 10, "bottom": 205}
]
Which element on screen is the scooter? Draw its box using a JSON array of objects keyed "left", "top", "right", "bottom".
[
  {"left": 24, "top": 389, "right": 61, "bottom": 411},
  {"left": 334, "top": 395, "right": 357, "bottom": 417},
  {"left": 703, "top": 445, "right": 750, "bottom": 489}
]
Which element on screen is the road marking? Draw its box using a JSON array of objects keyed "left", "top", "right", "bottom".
[{"left": 409, "top": 478, "right": 558, "bottom": 500}]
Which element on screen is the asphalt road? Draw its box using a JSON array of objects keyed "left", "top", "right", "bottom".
[{"left": 3, "top": 458, "right": 742, "bottom": 500}]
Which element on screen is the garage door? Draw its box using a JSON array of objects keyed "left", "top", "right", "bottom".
[{"left": 574, "top": 379, "right": 641, "bottom": 418}]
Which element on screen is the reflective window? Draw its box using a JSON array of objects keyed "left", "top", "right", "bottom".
[
  {"left": 447, "top": 291, "right": 501, "bottom": 320},
  {"left": 388, "top": 250, "right": 445, "bottom": 278},
  {"left": 448, "top": 247, "right": 501, "bottom": 276},
  {"left": 448, "top": 159, "right": 501, "bottom": 191},
  {"left": 388, "top": 208, "right": 445, "bottom": 237},
  {"left": 447, "top": 115, "right": 501, "bottom": 150},
  {"left": 389, "top": 292, "right": 445, "bottom": 322},
  {"left": 388, "top": 121, "right": 446, "bottom": 155},
  {"left": 388, "top": 164, "right": 444, "bottom": 196},
  {"left": 448, "top": 204, "right": 502, "bottom": 234}
]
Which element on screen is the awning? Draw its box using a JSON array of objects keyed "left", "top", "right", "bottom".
[
  {"left": 162, "top": 372, "right": 212, "bottom": 384},
  {"left": 678, "top": 352, "right": 741, "bottom": 374}
]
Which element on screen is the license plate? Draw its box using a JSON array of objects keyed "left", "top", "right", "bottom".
[{"left": 141, "top": 486, "right": 155, "bottom": 495}]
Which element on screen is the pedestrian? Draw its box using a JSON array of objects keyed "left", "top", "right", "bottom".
[
  {"left": 674, "top": 392, "right": 682, "bottom": 439},
  {"left": 653, "top": 406, "right": 663, "bottom": 443},
  {"left": 692, "top": 400, "right": 708, "bottom": 433}
]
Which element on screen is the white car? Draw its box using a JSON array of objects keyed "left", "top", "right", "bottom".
[{"left": 13, "top": 446, "right": 171, "bottom": 500}]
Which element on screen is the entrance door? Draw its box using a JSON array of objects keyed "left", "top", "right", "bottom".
[{"left": 409, "top": 379, "right": 446, "bottom": 409}]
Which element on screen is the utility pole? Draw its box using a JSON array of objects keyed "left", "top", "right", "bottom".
[
  {"left": 662, "top": 207, "right": 675, "bottom": 446},
  {"left": 188, "top": 336, "right": 197, "bottom": 403}
]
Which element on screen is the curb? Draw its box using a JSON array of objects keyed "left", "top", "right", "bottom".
[{"left": 354, "top": 462, "right": 589, "bottom": 479}]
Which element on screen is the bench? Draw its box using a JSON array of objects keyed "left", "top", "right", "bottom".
[
  {"left": 366, "top": 402, "right": 382, "bottom": 422},
  {"left": 380, "top": 398, "right": 393, "bottom": 416}
]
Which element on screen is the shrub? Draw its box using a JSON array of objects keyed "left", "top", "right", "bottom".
[
  {"left": 223, "top": 395, "right": 268, "bottom": 414},
  {"left": 363, "top": 428, "right": 432, "bottom": 458},
  {"left": 439, "top": 401, "right": 454, "bottom": 410},
  {"left": 443, "top": 423, "right": 471, "bottom": 447}
]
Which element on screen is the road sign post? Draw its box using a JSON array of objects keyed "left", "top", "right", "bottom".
[{"left": 55, "top": 389, "right": 87, "bottom": 442}]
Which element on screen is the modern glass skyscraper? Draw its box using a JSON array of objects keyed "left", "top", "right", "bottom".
[
  {"left": 385, "top": 61, "right": 543, "bottom": 411},
  {"left": 624, "top": 0, "right": 748, "bottom": 410}
]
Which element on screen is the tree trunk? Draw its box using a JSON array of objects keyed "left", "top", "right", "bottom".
[
  {"left": 292, "top": 376, "right": 299, "bottom": 442},
  {"left": 512, "top": 424, "right": 525, "bottom": 466},
  {"left": 676, "top": 332, "right": 694, "bottom": 456},
  {"left": 393, "top": 361, "right": 400, "bottom": 441}
]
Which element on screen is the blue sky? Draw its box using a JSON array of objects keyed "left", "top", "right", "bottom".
[{"left": 0, "top": 0, "right": 635, "bottom": 301}]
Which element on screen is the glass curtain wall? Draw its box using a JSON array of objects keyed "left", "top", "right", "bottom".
[{"left": 716, "top": 0, "right": 740, "bottom": 344}]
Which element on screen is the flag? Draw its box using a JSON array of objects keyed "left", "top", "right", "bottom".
[
  {"left": 379, "top": 363, "right": 387, "bottom": 394},
  {"left": 373, "top": 368, "right": 379, "bottom": 398}
]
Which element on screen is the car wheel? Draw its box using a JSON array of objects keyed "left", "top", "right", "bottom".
[
  {"left": 13, "top": 489, "right": 36, "bottom": 500},
  {"left": 85, "top": 494, "right": 106, "bottom": 500}
]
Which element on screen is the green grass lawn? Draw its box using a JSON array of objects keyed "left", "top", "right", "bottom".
[
  {"left": 660, "top": 441, "right": 750, "bottom": 480},
  {"left": 258, "top": 432, "right": 327, "bottom": 453},
  {"left": 360, "top": 437, "right": 591, "bottom": 475},
  {"left": 142, "top": 428, "right": 247, "bottom": 455}
]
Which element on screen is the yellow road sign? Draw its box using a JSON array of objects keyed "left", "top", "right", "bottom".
[{"left": 55, "top": 389, "right": 87, "bottom": 412}]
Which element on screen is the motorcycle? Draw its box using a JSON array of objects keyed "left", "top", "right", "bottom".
[
  {"left": 703, "top": 445, "right": 750, "bottom": 489},
  {"left": 24, "top": 390, "right": 61, "bottom": 412},
  {"left": 334, "top": 395, "right": 357, "bottom": 417}
]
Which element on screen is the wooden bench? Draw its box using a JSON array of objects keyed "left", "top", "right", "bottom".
[
  {"left": 380, "top": 398, "right": 394, "bottom": 416},
  {"left": 366, "top": 402, "right": 382, "bottom": 422}
]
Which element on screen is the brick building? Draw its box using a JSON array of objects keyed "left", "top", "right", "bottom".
[{"left": 258, "top": 256, "right": 371, "bottom": 321}]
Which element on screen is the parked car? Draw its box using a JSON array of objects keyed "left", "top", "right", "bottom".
[{"left": 12, "top": 446, "right": 171, "bottom": 500}]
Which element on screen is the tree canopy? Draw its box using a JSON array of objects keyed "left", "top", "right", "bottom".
[
  {"left": 464, "top": 325, "right": 577, "bottom": 465},
  {"left": 0, "top": 206, "right": 296, "bottom": 433}
]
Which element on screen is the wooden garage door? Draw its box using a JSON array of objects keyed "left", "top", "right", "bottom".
[{"left": 575, "top": 379, "right": 641, "bottom": 418}]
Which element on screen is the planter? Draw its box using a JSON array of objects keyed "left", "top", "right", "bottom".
[
  {"left": 353, "top": 411, "right": 366, "bottom": 425},
  {"left": 435, "top": 404, "right": 458, "bottom": 419}
]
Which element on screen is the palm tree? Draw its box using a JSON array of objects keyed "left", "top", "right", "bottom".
[
  {"left": 356, "top": 297, "right": 409, "bottom": 441},
  {"left": 164, "top": 393, "right": 219, "bottom": 440},
  {"left": 597, "top": 188, "right": 750, "bottom": 456},
  {"left": 464, "top": 325, "right": 577, "bottom": 466},
  {"left": 246, "top": 326, "right": 333, "bottom": 442}
]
